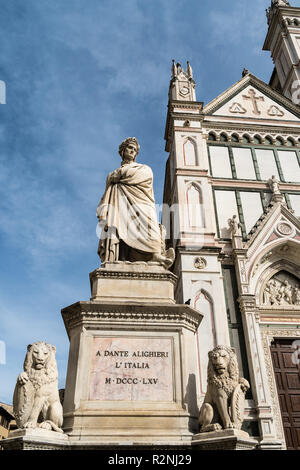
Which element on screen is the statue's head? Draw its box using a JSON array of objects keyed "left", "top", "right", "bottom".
[
  {"left": 119, "top": 137, "right": 140, "bottom": 162},
  {"left": 28, "top": 342, "right": 55, "bottom": 370},
  {"left": 208, "top": 345, "right": 238, "bottom": 380}
]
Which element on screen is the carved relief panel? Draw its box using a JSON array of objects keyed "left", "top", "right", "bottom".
[{"left": 262, "top": 271, "right": 300, "bottom": 306}]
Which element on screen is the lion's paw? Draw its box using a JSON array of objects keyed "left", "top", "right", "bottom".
[
  {"left": 201, "top": 423, "right": 222, "bottom": 433},
  {"left": 224, "top": 421, "right": 234, "bottom": 429},
  {"left": 239, "top": 378, "right": 250, "bottom": 392},
  {"left": 18, "top": 372, "right": 29, "bottom": 386},
  {"left": 24, "top": 421, "right": 37, "bottom": 429}
]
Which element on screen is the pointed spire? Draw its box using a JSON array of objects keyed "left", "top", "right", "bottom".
[
  {"left": 172, "top": 59, "right": 177, "bottom": 78},
  {"left": 187, "top": 61, "right": 193, "bottom": 79},
  {"left": 169, "top": 60, "right": 196, "bottom": 101},
  {"left": 176, "top": 62, "right": 183, "bottom": 75}
]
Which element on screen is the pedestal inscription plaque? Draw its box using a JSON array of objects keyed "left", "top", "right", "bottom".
[{"left": 89, "top": 336, "right": 173, "bottom": 401}]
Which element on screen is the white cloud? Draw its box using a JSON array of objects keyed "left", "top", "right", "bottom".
[{"left": 208, "top": 0, "right": 268, "bottom": 48}]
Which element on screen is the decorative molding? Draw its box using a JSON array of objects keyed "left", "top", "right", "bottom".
[
  {"left": 252, "top": 251, "right": 273, "bottom": 278},
  {"left": 238, "top": 295, "right": 257, "bottom": 313},
  {"left": 268, "top": 105, "right": 285, "bottom": 117},
  {"left": 62, "top": 302, "right": 202, "bottom": 334},
  {"left": 229, "top": 102, "right": 247, "bottom": 114},
  {"left": 204, "top": 122, "right": 300, "bottom": 136},
  {"left": 170, "top": 101, "right": 203, "bottom": 112},
  {"left": 90, "top": 268, "right": 178, "bottom": 286}
]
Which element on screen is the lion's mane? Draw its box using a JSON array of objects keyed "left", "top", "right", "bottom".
[{"left": 207, "top": 346, "right": 239, "bottom": 396}]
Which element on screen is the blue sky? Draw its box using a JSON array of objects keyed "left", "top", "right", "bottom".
[{"left": 0, "top": 0, "right": 295, "bottom": 403}]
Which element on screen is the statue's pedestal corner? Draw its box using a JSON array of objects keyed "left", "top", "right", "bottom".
[
  {"left": 192, "top": 429, "right": 258, "bottom": 450},
  {"left": 2, "top": 428, "right": 69, "bottom": 450}
]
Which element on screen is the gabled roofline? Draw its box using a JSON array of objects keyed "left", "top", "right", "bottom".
[
  {"left": 203, "top": 72, "right": 300, "bottom": 118},
  {"left": 244, "top": 200, "right": 300, "bottom": 250}
]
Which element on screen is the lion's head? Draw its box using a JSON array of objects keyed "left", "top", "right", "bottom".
[
  {"left": 207, "top": 346, "right": 239, "bottom": 395},
  {"left": 24, "top": 342, "right": 58, "bottom": 388}
]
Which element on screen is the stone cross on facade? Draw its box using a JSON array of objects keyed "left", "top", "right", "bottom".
[{"left": 242, "top": 89, "right": 264, "bottom": 115}]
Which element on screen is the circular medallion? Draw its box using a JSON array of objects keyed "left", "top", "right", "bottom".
[
  {"left": 194, "top": 257, "right": 207, "bottom": 270},
  {"left": 276, "top": 222, "right": 293, "bottom": 236},
  {"left": 180, "top": 86, "right": 189, "bottom": 96}
]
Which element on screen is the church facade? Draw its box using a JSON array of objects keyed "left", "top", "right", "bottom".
[{"left": 162, "top": 0, "right": 300, "bottom": 450}]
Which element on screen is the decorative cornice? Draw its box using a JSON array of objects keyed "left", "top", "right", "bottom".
[
  {"left": 238, "top": 295, "right": 257, "bottom": 313},
  {"left": 176, "top": 169, "right": 208, "bottom": 177},
  {"left": 259, "top": 305, "right": 300, "bottom": 313},
  {"left": 203, "top": 121, "right": 300, "bottom": 135},
  {"left": 61, "top": 302, "right": 203, "bottom": 335},
  {"left": 211, "top": 179, "right": 300, "bottom": 192},
  {"left": 89, "top": 268, "right": 178, "bottom": 285},
  {"left": 169, "top": 100, "right": 203, "bottom": 111}
]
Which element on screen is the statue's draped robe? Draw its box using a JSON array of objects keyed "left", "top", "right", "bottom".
[{"left": 97, "top": 162, "right": 161, "bottom": 262}]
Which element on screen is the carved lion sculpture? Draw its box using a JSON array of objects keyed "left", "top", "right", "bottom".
[
  {"left": 13, "top": 342, "right": 63, "bottom": 433},
  {"left": 199, "top": 346, "right": 250, "bottom": 433}
]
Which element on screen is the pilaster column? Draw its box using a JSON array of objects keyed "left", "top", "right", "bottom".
[{"left": 238, "top": 295, "right": 282, "bottom": 448}]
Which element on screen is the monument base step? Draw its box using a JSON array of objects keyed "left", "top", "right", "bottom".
[
  {"left": 2, "top": 428, "right": 195, "bottom": 450},
  {"left": 192, "top": 429, "right": 258, "bottom": 450},
  {"left": 2, "top": 428, "right": 69, "bottom": 450}
]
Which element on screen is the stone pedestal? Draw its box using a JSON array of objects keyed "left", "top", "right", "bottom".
[
  {"left": 2, "top": 429, "right": 69, "bottom": 450},
  {"left": 89, "top": 262, "right": 177, "bottom": 304},
  {"left": 61, "top": 262, "right": 203, "bottom": 446},
  {"left": 192, "top": 429, "right": 257, "bottom": 451}
]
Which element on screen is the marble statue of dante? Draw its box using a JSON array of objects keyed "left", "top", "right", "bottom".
[{"left": 96, "top": 137, "right": 174, "bottom": 268}]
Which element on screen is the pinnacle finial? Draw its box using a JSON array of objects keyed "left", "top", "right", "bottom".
[
  {"left": 267, "top": 0, "right": 291, "bottom": 24},
  {"left": 171, "top": 59, "right": 177, "bottom": 78},
  {"left": 271, "top": 0, "right": 290, "bottom": 5},
  {"left": 187, "top": 61, "right": 193, "bottom": 79}
]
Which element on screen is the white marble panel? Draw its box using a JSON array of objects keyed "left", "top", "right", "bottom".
[
  {"left": 289, "top": 194, "right": 300, "bottom": 215},
  {"left": 209, "top": 146, "right": 232, "bottom": 178},
  {"left": 277, "top": 150, "right": 300, "bottom": 182},
  {"left": 184, "top": 139, "right": 197, "bottom": 166},
  {"left": 232, "top": 147, "right": 256, "bottom": 180},
  {"left": 215, "top": 190, "right": 238, "bottom": 238},
  {"left": 255, "top": 149, "right": 279, "bottom": 180},
  {"left": 240, "top": 192, "right": 263, "bottom": 233}
]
